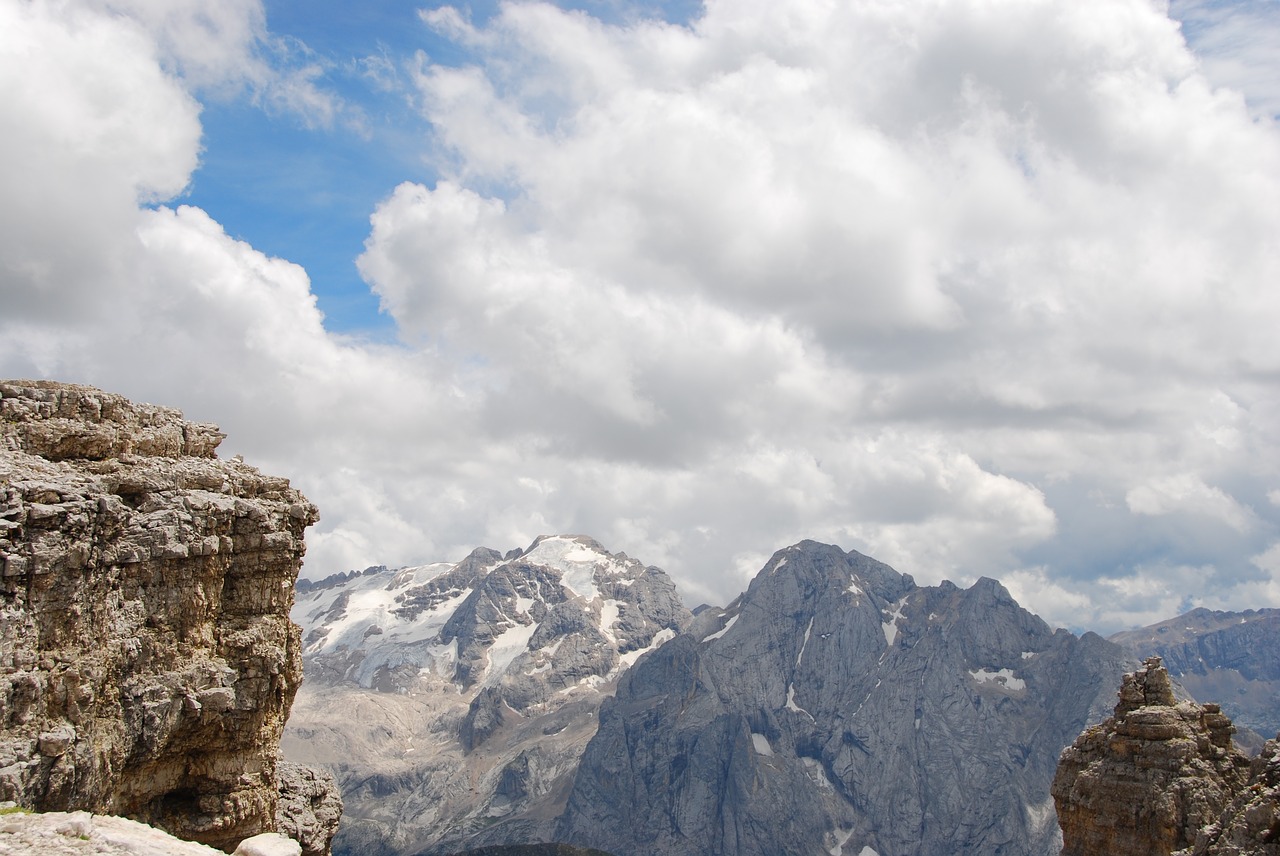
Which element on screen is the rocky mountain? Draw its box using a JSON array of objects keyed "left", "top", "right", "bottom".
[
  {"left": 1111, "top": 609, "right": 1280, "bottom": 750},
  {"left": 554, "top": 540, "right": 1134, "bottom": 856},
  {"left": 282, "top": 535, "right": 690, "bottom": 856},
  {"left": 0, "top": 380, "right": 341, "bottom": 855},
  {"left": 1053, "top": 656, "right": 1280, "bottom": 856}
]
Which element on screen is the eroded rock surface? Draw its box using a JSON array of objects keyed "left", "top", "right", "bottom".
[
  {"left": 0, "top": 380, "right": 338, "bottom": 853},
  {"left": 1053, "top": 656, "right": 1253, "bottom": 856}
]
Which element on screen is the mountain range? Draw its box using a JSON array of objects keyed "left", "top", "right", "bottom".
[{"left": 283, "top": 536, "right": 1163, "bottom": 856}]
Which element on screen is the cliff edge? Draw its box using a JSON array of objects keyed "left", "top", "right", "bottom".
[{"left": 0, "top": 380, "right": 338, "bottom": 854}]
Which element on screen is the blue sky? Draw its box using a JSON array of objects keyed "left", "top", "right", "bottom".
[{"left": 4, "top": 0, "right": 1280, "bottom": 632}]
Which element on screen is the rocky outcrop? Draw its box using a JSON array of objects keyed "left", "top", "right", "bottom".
[
  {"left": 1111, "top": 609, "right": 1280, "bottom": 751},
  {"left": 1185, "top": 736, "right": 1280, "bottom": 855},
  {"left": 276, "top": 761, "right": 344, "bottom": 856},
  {"left": 0, "top": 380, "right": 339, "bottom": 854},
  {"left": 556, "top": 540, "right": 1131, "bottom": 856},
  {"left": 284, "top": 534, "right": 689, "bottom": 856},
  {"left": 1052, "top": 656, "right": 1253, "bottom": 856}
]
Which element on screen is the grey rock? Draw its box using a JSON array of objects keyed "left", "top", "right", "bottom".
[{"left": 557, "top": 540, "right": 1131, "bottom": 856}]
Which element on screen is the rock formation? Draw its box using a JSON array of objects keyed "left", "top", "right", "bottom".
[
  {"left": 283, "top": 534, "right": 689, "bottom": 856},
  {"left": 1185, "top": 735, "right": 1280, "bottom": 855},
  {"left": 556, "top": 540, "right": 1131, "bottom": 856},
  {"left": 1111, "top": 609, "right": 1280, "bottom": 752},
  {"left": 1052, "top": 656, "right": 1253, "bottom": 856},
  {"left": 0, "top": 380, "right": 340, "bottom": 854}
]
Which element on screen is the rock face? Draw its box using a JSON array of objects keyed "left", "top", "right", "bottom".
[
  {"left": 556, "top": 540, "right": 1131, "bottom": 856},
  {"left": 1052, "top": 656, "right": 1253, "bottom": 856},
  {"left": 0, "top": 380, "right": 339, "bottom": 854},
  {"left": 283, "top": 534, "right": 690, "bottom": 856},
  {"left": 1111, "top": 609, "right": 1280, "bottom": 751},
  {"left": 1187, "top": 736, "right": 1280, "bottom": 856}
]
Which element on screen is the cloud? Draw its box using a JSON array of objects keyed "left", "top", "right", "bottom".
[{"left": 3, "top": 0, "right": 1280, "bottom": 633}]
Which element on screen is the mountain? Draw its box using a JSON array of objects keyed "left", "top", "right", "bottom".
[
  {"left": 282, "top": 535, "right": 690, "bottom": 856},
  {"left": 556, "top": 540, "right": 1133, "bottom": 856},
  {"left": 1110, "top": 608, "right": 1280, "bottom": 750}
]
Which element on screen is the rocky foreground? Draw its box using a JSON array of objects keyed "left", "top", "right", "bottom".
[
  {"left": 0, "top": 381, "right": 340, "bottom": 855},
  {"left": 1053, "top": 656, "right": 1280, "bottom": 856}
]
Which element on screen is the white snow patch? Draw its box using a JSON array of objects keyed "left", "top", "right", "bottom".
[
  {"left": 970, "top": 668, "right": 1026, "bottom": 691},
  {"left": 704, "top": 613, "right": 739, "bottom": 642},
  {"left": 828, "top": 828, "right": 854, "bottom": 856},
  {"left": 858, "top": 848, "right": 880, "bottom": 856},
  {"left": 515, "top": 595, "right": 535, "bottom": 615},
  {"left": 786, "top": 683, "right": 815, "bottom": 721},
  {"left": 772, "top": 555, "right": 788, "bottom": 572},
  {"left": 619, "top": 627, "right": 676, "bottom": 668},
  {"left": 1021, "top": 651, "right": 1036, "bottom": 659},
  {"left": 599, "top": 599, "right": 622, "bottom": 643},
  {"left": 751, "top": 732, "right": 774, "bottom": 756},
  {"left": 484, "top": 621, "right": 539, "bottom": 685},
  {"left": 847, "top": 576, "right": 864, "bottom": 598},
  {"left": 882, "top": 598, "right": 906, "bottom": 646},
  {"left": 797, "top": 616, "right": 814, "bottom": 665}
]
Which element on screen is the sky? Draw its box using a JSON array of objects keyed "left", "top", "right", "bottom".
[{"left": 2, "top": 0, "right": 1280, "bottom": 634}]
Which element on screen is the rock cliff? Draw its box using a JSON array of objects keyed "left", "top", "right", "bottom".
[
  {"left": 0, "top": 380, "right": 339, "bottom": 853},
  {"left": 1052, "top": 656, "right": 1253, "bottom": 856},
  {"left": 556, "top": 540, "right": 1131, "bottom": 856}
]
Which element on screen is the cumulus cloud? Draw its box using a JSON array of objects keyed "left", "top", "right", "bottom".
[{"left": 3, "top": 0, "right": 1280, "bottom": 632}]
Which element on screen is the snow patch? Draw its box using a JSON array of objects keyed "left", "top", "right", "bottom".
[
  {"left": 970, "top": 668, "right": 1026, "bottom": 691},
  {"left": 828, "top": 829, "right": 853, "bottom": 856},
  {"left": 1021, "top": 651, "right": 1036, "bottom": 659},
  {"left": 786, "top": 683, "right": 815, "bottom": 721},
  {"left": 882, "top": 598, "right": 906, "bottom": 646},
  {"left": 751, "top": 732, "right": 774, "bottom": 756},
  {"left": 484, "top": 621, "right": 539, "bottom": 685},
  {"left": 704, "top": 613, "right": 739, "bottom": 642},
  {"left": 797, "top": 616, "right": 814, "bottom": 665},
  {"left": 619, "top": 627, "right": 676, "bottom": 668},
  {"left": 599, "top": 599, "right": 622, "bottom": 643},
  {"left": 847, "top": 576, "right": 864, "bottom": 598},
  {"left": 515, "top": 595, "right": 534, "bottom": 615}
]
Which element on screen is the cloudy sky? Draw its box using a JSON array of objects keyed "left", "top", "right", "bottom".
[{"left": 3, "top": 0, "right": 1279, "bottom": 633}]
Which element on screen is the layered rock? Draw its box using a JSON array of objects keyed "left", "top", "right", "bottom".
[
  {"left": 556, "top": 540, "right": 1131, "bottom": 856},
  {"left": 283, "top": 535, "right": 690, "bottom": 855},
  {"left": 0, "top": 380, "right": 339, "bottom": 853},
  {"left": 1052, "top": 656, "right": 1253, "bottom": 856},
  {"left": 1111, "top": 609, "right": 1280, "bottom": 751}
]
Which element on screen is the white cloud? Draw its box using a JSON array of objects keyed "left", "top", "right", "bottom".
[
  {"left": 3, "top": 0, "right": 1280, "bottom": 631},
  {"left": 1126, "top": 474, "right": 1257, "bottom": 533}
]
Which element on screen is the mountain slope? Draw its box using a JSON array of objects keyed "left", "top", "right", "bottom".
[
  {"left": 1110, "top": 607, "right": 1280, "bottom": 750},
  {"left": 556, "top": 540, "right": 1132, "bottom": 856},
  {"left": 282, "top": 535, "right": 689, "bottom": 856}
]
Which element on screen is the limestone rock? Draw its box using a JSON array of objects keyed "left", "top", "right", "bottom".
[
  {"left": 1052, "top": 656, "right": 1253, "bottom": 856},
  {"left": 0, "top": 381, "right": 334, "bottom": 853},
  {"left": 556, "top": 540, "right": 1130, "bottom": 856},
  {"left": 275, "top": 761, "right": 342, "bottom": 856},
  {"left": 1184, "top": 736, "right": 1280, "bottom": 855}
]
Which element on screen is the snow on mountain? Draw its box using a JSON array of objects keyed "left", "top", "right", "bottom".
[{"left": 283, "top": 535, "right": 690, "bottom": 856}]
